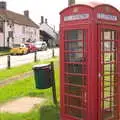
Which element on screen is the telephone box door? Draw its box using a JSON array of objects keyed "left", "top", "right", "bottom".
[
  {"left": 60, "top": 25, "right": 89, "bottom": 120},
  {"left": 97, "top": 24, "right": 120, "bottom": 120}
]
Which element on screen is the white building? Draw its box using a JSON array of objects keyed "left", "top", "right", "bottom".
[
  {"left": 39, "top": 16, "right": 58, "bottom": 47},
  {"left": 0, "top": 2, "right": 39, "bottom": 48}
]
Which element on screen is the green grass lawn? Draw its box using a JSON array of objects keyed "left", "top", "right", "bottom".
[
  {"left": 0, "top": 49, "right": 10, "bottom": 56},
  {"left": 0, "top": 57, "right": 58, "bottom": 80},
  {"left": 0, "top": 59, "right": 59, "bottom": 103},
  {"left": 0, "top": 60, "right": 60, "bottom": 120}
]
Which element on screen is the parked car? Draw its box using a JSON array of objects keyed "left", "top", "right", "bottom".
[
  {"left": 10, "top": 44, "right": 28, "bottom": 55},
  {"left": 25, "top": 42, "right": 38, "bottom": 53},
  {"left": 34, "top": 41, "right": 47, "bottom": 51}
]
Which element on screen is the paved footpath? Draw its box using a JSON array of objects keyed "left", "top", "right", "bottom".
[{"left": 0, "top": 97, "right": 46, "bottom": 113}]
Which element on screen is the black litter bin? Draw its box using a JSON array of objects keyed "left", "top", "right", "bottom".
[{"left": 32, "top": 64, "right": 52, "bottom": 89}]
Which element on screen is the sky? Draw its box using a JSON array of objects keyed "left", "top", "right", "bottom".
[{"left": 4, "top": 0, "right": 120, "bottom": 31}]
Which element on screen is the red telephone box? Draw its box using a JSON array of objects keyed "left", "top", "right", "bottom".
[{"left": 60, "top": 3, "right": 120, "bottom": 120}]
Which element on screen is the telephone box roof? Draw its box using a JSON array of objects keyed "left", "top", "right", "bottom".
[
  {"left": 60, "top": 1, "right": 119, "bottom": 14},
  {"left": 83, "top": 1, "right": 103, "bottom": 7}
]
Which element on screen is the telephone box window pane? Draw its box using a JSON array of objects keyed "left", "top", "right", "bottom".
[
  {"left": 64, "top": 106, "right": 85, "bottom": 119},
  {"left": 104, "top": 42, "right": 114, "bottom": 51},
  {"left": 65, "top": 75, "right": 86, "bottom": 85},
  {"left": 65, "top": 85, "right": 86, "bottom": 96},
  {"left": 65, "top": 30, "right": 83, "bottom": 40},
  {"left": 65, "top": 63, "right": 87, "bottom": 74},
  {"left": 112, "top": 31, "right": 116, "bottom": 40},
  {"left": 65, "top": 41, "right": 83, "bottom": 51},
  {"left": 104, "top": 30, "right": 111, "bottom": 40},
  {"left": 103, "top": 29, "right": 116, "bottom": 40},
  {"left": 65, "top": 53, "right": 83, "bottom": 62}
]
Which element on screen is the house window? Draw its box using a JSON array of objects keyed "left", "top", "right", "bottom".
[
  {"left": 34, "top": 29, "right": 36, "bottom": 35},
  {"left": 22, "top": 26, "right": 25, "bottom": 34},
  {"left": 0, "top": 22, "right": 3, "bottom": 32},
  {"left": 22, "top": 38, "right": 25, "bottom": 42},
  {"left": 8, "top": 31, "right": 13, "bottom": 37}
]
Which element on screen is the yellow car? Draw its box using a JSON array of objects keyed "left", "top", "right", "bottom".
[{"left": 10, "top": 44, "right": 28, "bottom": 55}]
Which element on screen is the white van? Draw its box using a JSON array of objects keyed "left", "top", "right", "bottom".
[{"left": 34, "top": 41, "right": 47, "bottom": 51}]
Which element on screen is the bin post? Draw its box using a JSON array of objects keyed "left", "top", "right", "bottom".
[
  {"left": 51, "top": 61, "right": 57, "bottom": 105},
  {"left": 34, "top": 51, "right": 37, "bottom": 62},
  {"left": 7, "top": 55, "right": 11, "bottom": 69},
  {"left": 52, "top": 47, "right": 55, "bottom": 58}
]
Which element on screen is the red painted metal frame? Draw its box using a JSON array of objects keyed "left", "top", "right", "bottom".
[
  {"left": 60, "top": 3, "right": 120, "bottom": 120},
  {"left": 60, "top": 24, "right": 89, "bottom": 120},
  {"left": 97, "top": 24, "right": 120, "bottom": 120}
]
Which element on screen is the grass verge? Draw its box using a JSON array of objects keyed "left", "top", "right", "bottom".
[
  {"left": 0, "top": 60, "right": 59, "bottom": 103},
  {"left": 0, "top": 60, "right": 60, "bottom": 120},
  {"left": 0, "top": 49, "right": 10, "bottom": 56},
  {"left": 0, "top": 57, "right": 58, "bottom": 80}
]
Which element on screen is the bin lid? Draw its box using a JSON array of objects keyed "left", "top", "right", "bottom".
[{"left": 32, "top": 64, "right": 51, "bottom": 70}]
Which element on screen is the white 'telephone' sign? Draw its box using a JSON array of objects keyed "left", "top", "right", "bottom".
[
  {"left": 64, "top": 13, "right": 89, "bottom": 21},
  {"left": 97, "top": 13, "right": 117, "bottom": 21}
]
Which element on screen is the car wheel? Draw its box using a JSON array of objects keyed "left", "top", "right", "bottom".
[
  {"left": 24, "top": 51, "right": 28, "bottom": 54},
  {"left": 14, "top": 53, "right": 17, "bottom": 55},
  {"left": 44, "top": 47, "right": 47, "bottom": 51},
  {"left": 22, "top": 51, "right": 25, "bottom": 55}
]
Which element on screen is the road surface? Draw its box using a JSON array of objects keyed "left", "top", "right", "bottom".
[{"left": 0, "top": 48, "right": 59, "bottom": 69}]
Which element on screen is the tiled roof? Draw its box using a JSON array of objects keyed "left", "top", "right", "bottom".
[{"left": 0, "top": 9, "right": 39, "bottom": 28}]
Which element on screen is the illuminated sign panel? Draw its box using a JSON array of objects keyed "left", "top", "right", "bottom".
[
  {"left": 97, "top": 13, "right": 117, "bottom": 21},
  {"left": 64, "top": 13, "right": 89, "bottom": 21}
]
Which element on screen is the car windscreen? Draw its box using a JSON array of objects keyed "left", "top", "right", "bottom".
[
  {"left": 25, "top": 44, "right": 29, "bottom": 47},
  {"left": 13, "top": 44, "right": 21, "bottom": 48},
  {"left": 35, "top": 42, "right": 42, "bottom": 45}
]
